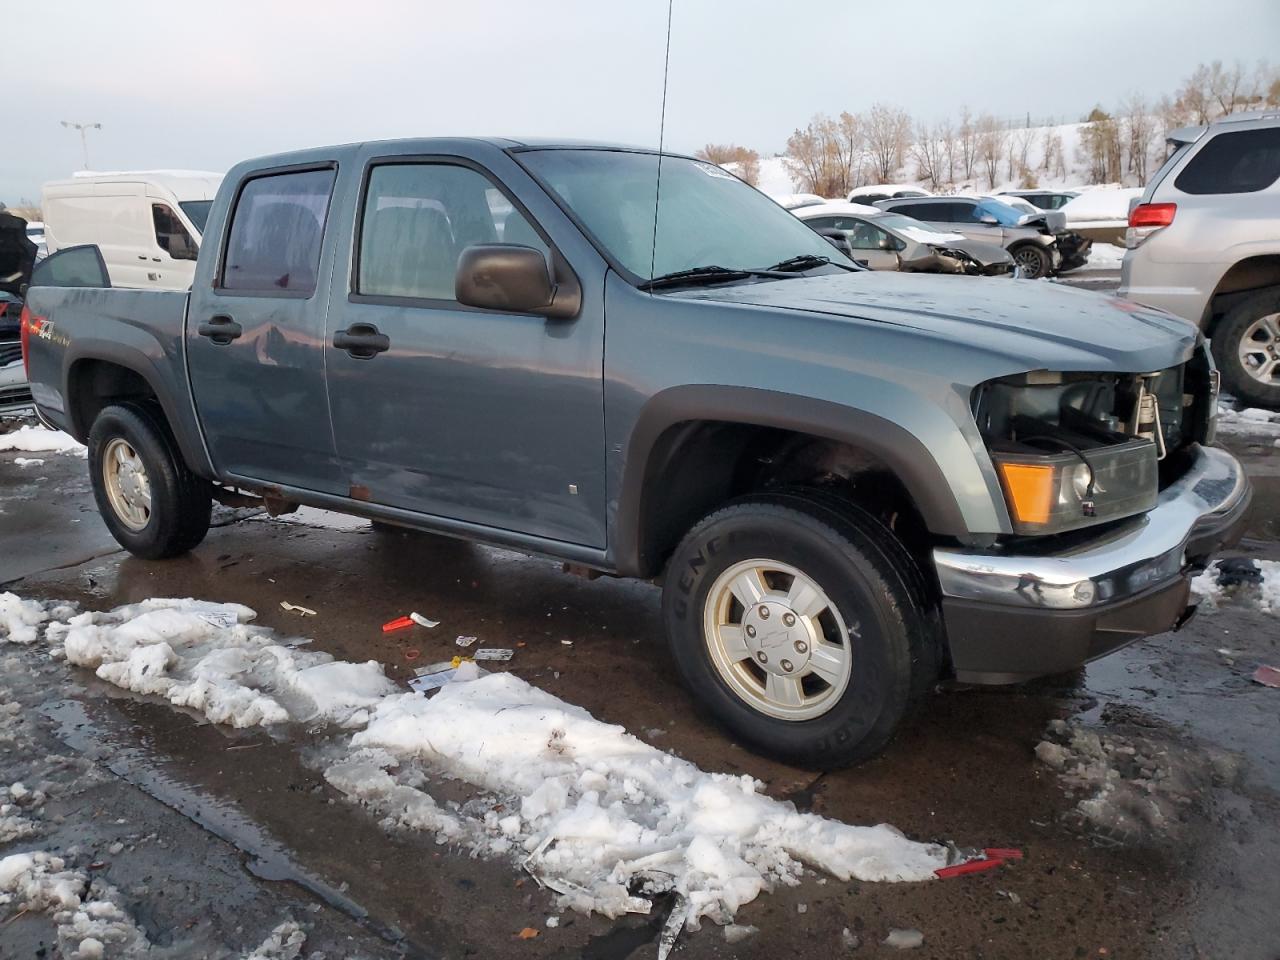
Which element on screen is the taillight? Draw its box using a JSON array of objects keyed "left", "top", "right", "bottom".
[
  {"left": 19, "top": 304, "right": 37, "bottom": 375},
  {"left": 1125, "top": 202, "right": 1176, "bottom": 249},
  {"left": 1128, "top": 203, "right": 1177, "bottom": 228}
]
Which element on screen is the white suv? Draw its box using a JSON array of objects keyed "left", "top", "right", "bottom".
[{"left": 1120, "top": 111, "right": 1280, "bottom": 408}]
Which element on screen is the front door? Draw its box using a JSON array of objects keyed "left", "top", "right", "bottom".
[
  {"left": 324, "top": 157, "right": 606, "bottom": 548},
  {"left": 187, "top": 164, "right": 345, "bottom": 493}
]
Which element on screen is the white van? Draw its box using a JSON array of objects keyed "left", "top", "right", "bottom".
[{"left": 41, "top": 170, "right": 223, "bottom": 290}]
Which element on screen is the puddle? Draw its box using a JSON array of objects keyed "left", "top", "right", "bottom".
[{"left": 41, "top": 696, "right": 431, "bottom": 958}]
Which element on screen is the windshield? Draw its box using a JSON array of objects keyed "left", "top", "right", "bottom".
[
  {"left": 975, "top": 198, "right": 1024, "bottom": 226},
  {"left": 518, "top": 149, "right": 852, "bottom": 281},
  {"left": 178, "top": 200, "right": 213, "bottom": 234}
]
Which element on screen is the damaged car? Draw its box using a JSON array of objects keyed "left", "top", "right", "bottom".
[
  {"left": 876, "top": 195, "right": 1091, "bottom": 279},
  {"left": 0, "top": 206, "right": 36, "bottom": 414},
  {"left": 794, "top": 201, "right": 1015, "bottom": 277}
]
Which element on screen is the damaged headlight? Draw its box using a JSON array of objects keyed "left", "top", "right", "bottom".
[{"left": 974, "top": 371, "right": 1164, "bottom": 535}]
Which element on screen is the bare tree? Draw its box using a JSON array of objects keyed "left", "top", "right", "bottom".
[
  {"left": 975, "top": 114, "right": 1006, "bottom": 189},
  {"left": 936, "top": 117, "right": 956, "bottom": 185},
  {"left": 696, "top": 143, "right": 761, "bottom": 186},
  {"left": 910, "top": 120, "right": 947, "bottom": 187},
  {"left": 864, "top": 103, "right": 912, "bottom": 183},
  {"left": 1119, "top": 94, "right": 1155, "bottom": 183},
  {"left": 1077, "top": 107, "right": 1123, "bottom": 184},
  {"left": 1005, "top": 124, "right": 1035, "bottom": 184},
  {"left": 782, "top": 114, "right": 864, "bottom": 196},
  {"left": 1208, "top": 60, "right": 1248, "bottom": 116},
  {"left": 956, "top": 106, "right": 978, "bottom": 182}
]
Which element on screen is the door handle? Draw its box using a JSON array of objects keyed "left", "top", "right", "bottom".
[
  {"left": 197, "top": 314, "right": 243, "bottom": 345},
  {"left": 333, "top": 323, "right": 390, "bottom": 358}
]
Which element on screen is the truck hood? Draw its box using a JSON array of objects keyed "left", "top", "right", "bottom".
[{"left": 672, "top": 271, "right": 1199, "bottom": 373}]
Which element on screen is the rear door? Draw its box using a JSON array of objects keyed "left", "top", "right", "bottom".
[
  {"left": 186, "top": 164, "right": 345, "bottom": 493},
  {"left": 322, "top": 151, "right": 606, "bottom": 548},
  {"left": 947, "top": 200, "right": 1007, "bottom": 245}
]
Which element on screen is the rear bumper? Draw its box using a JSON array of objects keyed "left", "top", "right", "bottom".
[{"left": 933, "top": 444, "right": 1251, "bottom": 683}]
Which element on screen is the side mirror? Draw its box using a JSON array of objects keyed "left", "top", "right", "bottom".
[
  {"left": 456, "top": 244, "right": 579, "bottom": 318},
  {"left": 978, "top": 213, "right": 999, "bottom": 225}
]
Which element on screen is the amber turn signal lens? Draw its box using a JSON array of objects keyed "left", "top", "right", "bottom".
[{"left": 995, "top": 461, "right": 1054, "bottom": 525}]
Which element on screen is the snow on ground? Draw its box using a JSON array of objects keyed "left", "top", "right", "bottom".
[
  {"left": 1080, "top": 242, "right": 1126, "bottom": 270},
  {"left": 8, "top": 595, "right": 949, "bottom": 933},
  {"left": 0, "top": 425, "right": 87, "bottom": 457},
  {"left": 1192, "top": 559, "right": 1280, "bottom": 613},
  {"left": 1215, "top": 403, "right": 1280, "bottom": 439},
  {"left": 0, "top": 850, "right": 151, "bottom": 957}
]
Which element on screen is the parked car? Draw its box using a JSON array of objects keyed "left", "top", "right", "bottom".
[
  {"left": 0, "top": 209, "right": 37, "bottom": 414},
  {"left": 1119, "top": 111, "right": 1280, "bottom": 408},
  {"left": 793, "top": 201, "right": 1015, "bottom": 276},
  {"left": 847, "top": 184, "right": 931, "bottom": 205},
  {"left": 998, "top": 189, "right": 1080, "bottom": 211},
  {"left": 26, "top": 221, "right": 47, "bottom": 260},
  {"left": 21, "top": 138, "right": 1249, "bottom": 767},
  {"left": 772, "top": 193, "right": 828, "bottom": 210},
  {"left": 41, "top": 170, "right": 222, "bottom": 291},
  {"left": 876, "top": 195, "right": 1091, "bottom": 278}
]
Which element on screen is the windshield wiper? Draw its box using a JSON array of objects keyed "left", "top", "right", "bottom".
[
  {"left": 765, "top": 253, "right": 859, "bottom": 273},
  {"left": 640, "top": 265, "right": 790, "bottom": 290}
]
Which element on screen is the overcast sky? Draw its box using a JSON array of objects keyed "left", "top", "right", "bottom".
[{"left": 5, "top": 0, "right": 1277, "bottom": 203}]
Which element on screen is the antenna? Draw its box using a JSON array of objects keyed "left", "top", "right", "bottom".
[
  {"left": 647, "top": 0, "right": 674, "bottom": 288},
  {"left": 60, "top": 120, "right": 102, "bottom": 170}
]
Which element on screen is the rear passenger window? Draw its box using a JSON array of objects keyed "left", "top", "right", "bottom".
[
  {"left": 220, "top": 168, "right": 335, "bottom": 295},
  {"left": 357, "top": 162, "right": 549, "bottom": 302},
  {"left": 1174, "top": 128, "right": 1280, "bottom": 195}
]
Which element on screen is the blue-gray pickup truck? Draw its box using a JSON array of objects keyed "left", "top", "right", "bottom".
[{"left": 19, "top": 139, "right": 1251, "bottom": 766}]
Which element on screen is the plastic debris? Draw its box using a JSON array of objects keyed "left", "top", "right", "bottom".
[
  {"left": 382, "top": 616, "right": 415, "bottom": 633},
  {"left": 935, "top": 847, "right": 1021, "bottom": 878},
  {"left": 403, "top": 649, "right": 420, "bottom": 661},
  {"left": 1216, "top": 557, "right": 1262, "bottom": 587},
  {"left": 517, "top": 927, "right": 539, "bottom": 940},
  {"left": 545, "top": 916, "right": 559, "bottom": 929},
  {"left": 409, "top": 612, "right": 440, "bottom": 628},
  {"left": 474, "top": 648, "right": 514, "bottom": 661},
  {"left": 455, "top": 635, "right": 478, "bottom": 648},
  {"left": 884, "top": 928, "right": 924, "bottom": 949},
  {"left": 841, "top": 928, "right": 860, "bottom": 950},
  {"left": 723, "top": 924, "right": 758, "bottom": 944},
  {"left": 560, "top": 640, "right": 574, "bottom": 646},
  {"left": 279, "top": 602, "right": 317, "bottom": 616},
  {"left": 796, "top": 902, "right": 808, "bottom": 914},
  {"left": 1253, "top": 665, "right": 1280, "bottom": 688},
  {"left": 656, "top": 896, "right": 690, "bottom": 960},
  {"left": 197, "top": 611, "right": 239, "bottom": 629},
  {"left": 407, "top": 659, "right": 486, "bottom": 693}
]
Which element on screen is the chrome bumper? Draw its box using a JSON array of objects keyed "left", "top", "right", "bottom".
[{"left": 933, "top": 445, "right": 1251, "bottom": 611}]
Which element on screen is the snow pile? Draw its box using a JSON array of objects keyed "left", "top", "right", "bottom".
[
  {"left": 1035, "top": 717, "right": 1238, "bottom": 843},
  {"left": 14, "top": 594, "right": 948, "bottom": 932},
  {"left": 0, "top": 851, "right": 151, "bottom": 957},
  {"left": 1059, "top": 187, "right": 1143, "bottom": 227},
  {"left": 243, "top": 921, "right": 307, "bottom": 959},
  {"left": 1191, "top": 558, "right": 1280, "bottom": 613},
  {"left": 1, "top": 592, "right": 50, "bottom": 644},
  {"left": 57, "top": 598, "right": 399, "bottom": 729},
  {"left": 1083, "top": 242, "right": 1126, "bottom": 269},
  {"left": 343, "top": 672, "right": 946, "bottom": 926},
  {"left": 0, "top": 425, "right": 87, "bottom": 457},
  {"left": 1216, "top": 403, "right": 1280, "bottom": 438}
]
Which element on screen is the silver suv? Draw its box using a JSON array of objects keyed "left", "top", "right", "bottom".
[{"left": 1120, "top": 111, "right": 1280, "bottom": 408}]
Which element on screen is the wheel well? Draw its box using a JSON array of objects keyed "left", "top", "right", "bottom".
[
  {"left": 636, "top": 421, "right": 933, "bottom": 579},
  {"left": 67, "top": 359, "right": 160, "bottom": 439},
  {"left": 1206, "top": 256, "right": 1280, "bottom": 335}
]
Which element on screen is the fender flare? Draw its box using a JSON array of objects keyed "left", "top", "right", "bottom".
[
  {"left": 611, "top": 385, "right": 969, "bottom": 577},
  {"left": 63, "top": 343, "right": 215, "bottom": 479}
]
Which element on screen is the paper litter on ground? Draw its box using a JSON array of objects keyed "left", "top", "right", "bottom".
[
  {"left": 10, "top": 594, "right": 949, "bottom": 932},
  {"left": 0, "top": 425, "right": 87, "bottom": 457}
]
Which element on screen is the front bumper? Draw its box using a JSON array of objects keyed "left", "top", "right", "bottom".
[{"left": 933, "top": 444, "right": 1251, "bottom": 683}]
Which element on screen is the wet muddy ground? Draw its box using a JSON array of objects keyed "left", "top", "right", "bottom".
[{"left": 1, "top": 422, "right": 1278, "bottom": 959}]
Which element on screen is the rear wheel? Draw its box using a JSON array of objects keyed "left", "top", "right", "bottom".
[
  {"left": 1212, "top": 289, "right": 1280, "bottom": 409},
  {"left": 88, "top": 403, "right": 212, "bottom": 559},
  {"left": 1010, "top": 243, "right": 1051, "bottom": 280},
  {"left": 661, "top": 492, "right": 941, "bottom": 768}
]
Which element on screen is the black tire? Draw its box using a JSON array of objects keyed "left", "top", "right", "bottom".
[
  {"left": 1210, "top": 288, "right": 1280, "bottom": 409},
  {"left": 88, "top": 402, "right": 212, "bottom": 560},
  {"left": 661, "top": 491, "right": 942, "bottom": 768},
  {"left": 1010, "top": 243, "right": 1051, "bottom": 280}
]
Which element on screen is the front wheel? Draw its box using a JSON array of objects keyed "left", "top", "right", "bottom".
[
  {"left": 88, "top": 403, "right": 212, "bottom": 559},
  {"left": 661, "top": 493, "right": 941, "bottom": 768},
  {"left": 1211, "top": 289, "right": 1280, "bottom": 409},
  {"left": 1010, "top": 243, "right": 1051, "bottom": 280}
]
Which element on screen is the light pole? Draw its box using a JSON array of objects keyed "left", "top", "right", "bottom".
[{"left": 60, "top": 121, "right": 102, "bottom": 170}]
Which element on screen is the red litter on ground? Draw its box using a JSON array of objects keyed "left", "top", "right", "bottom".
[
  {"left": 935, "top": 848, "right": 1023, "bottom": 879},
  {"left": 382, "top": 616, "right": 415, "bottom": 633},
  {"left": 1253, "top": 665, "right": 1280, "bottom": 689}
]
